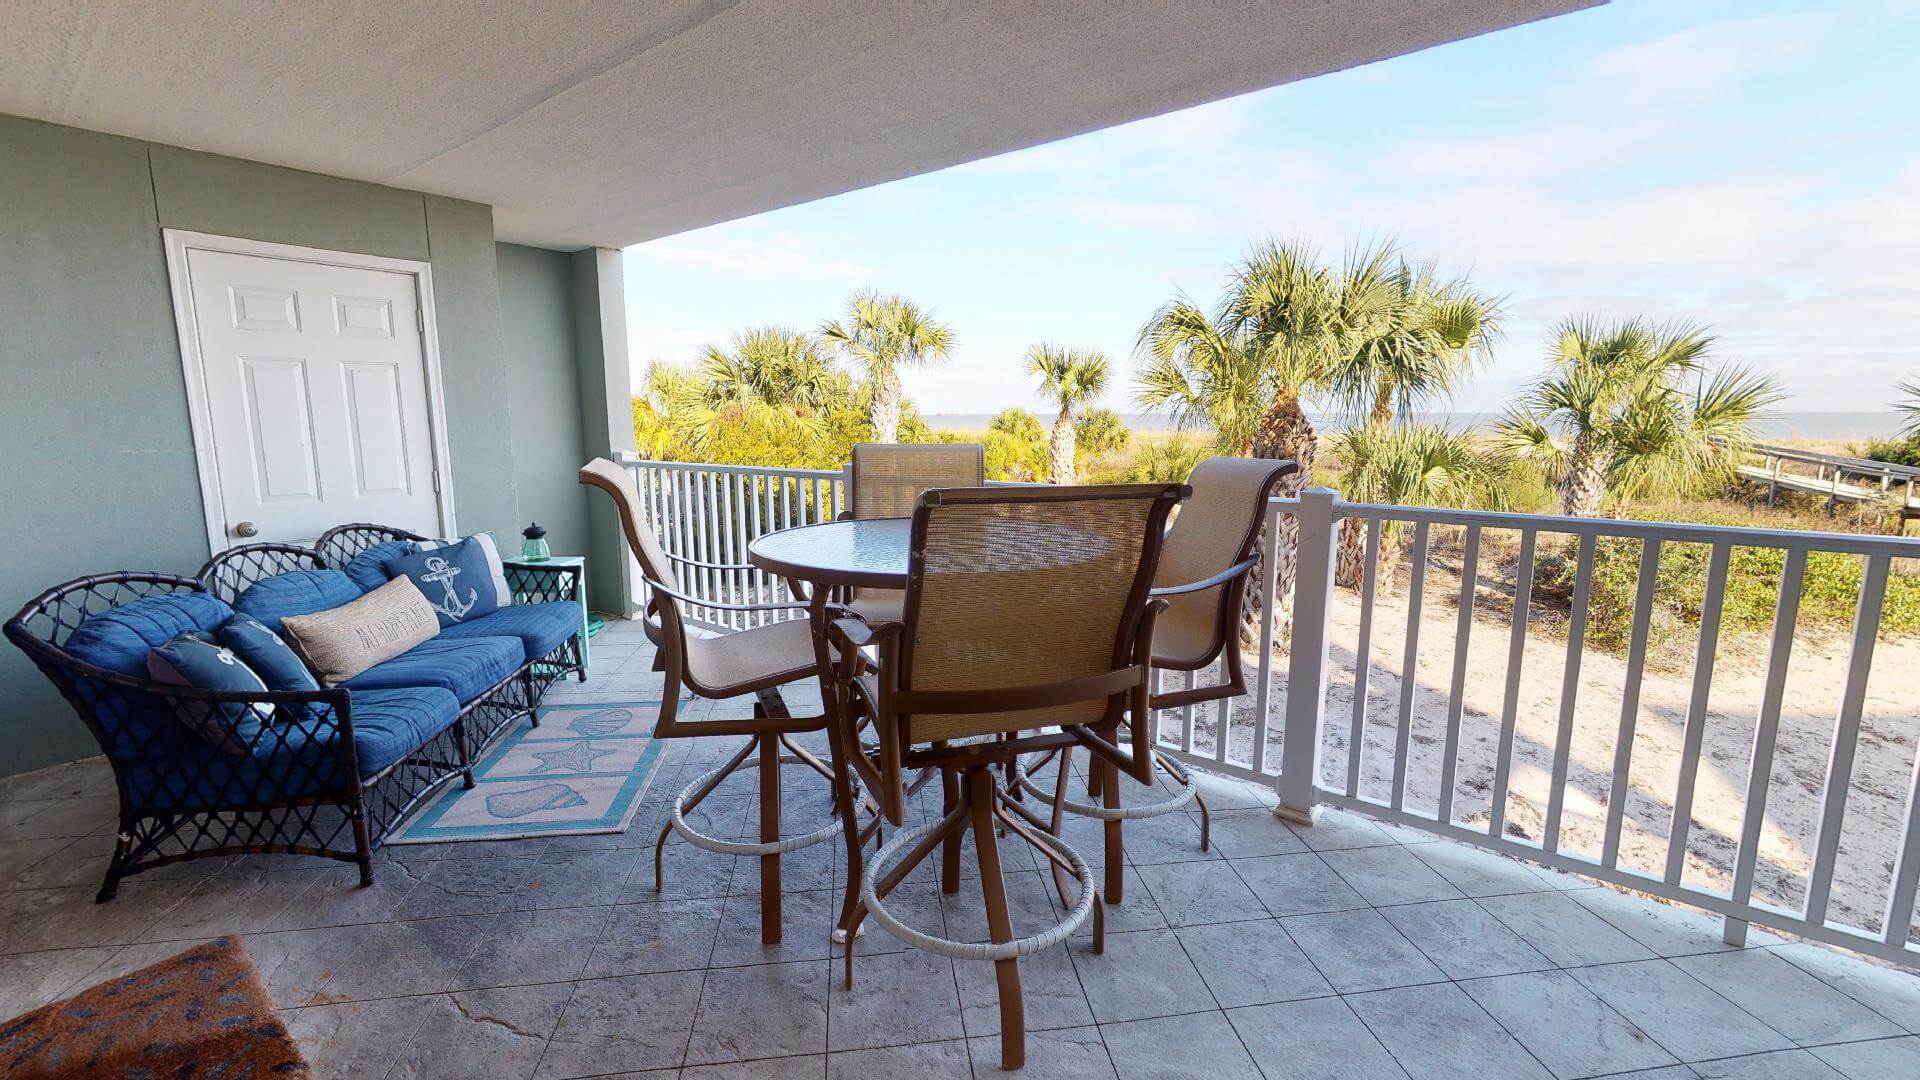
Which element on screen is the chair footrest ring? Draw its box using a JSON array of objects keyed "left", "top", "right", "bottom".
[
  {"left": 667, "top": 757, "right": 843, "bottom": 857},
  {"left": 860, "top": 814, "right": 1096, "bottom": 962},
  {"left": 1013, "top": 751, "right": 1198, "bottom": 821}
]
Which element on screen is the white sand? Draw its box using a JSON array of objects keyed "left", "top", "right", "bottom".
[{"left": 1202, "top": 571, "right": 1920, "bottom": 941}]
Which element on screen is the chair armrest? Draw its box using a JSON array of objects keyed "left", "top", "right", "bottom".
[
  {"left": 645, "top": 576, "right": 842, "bottom": 615},
  {"left": 827, "top": 616, "right": 901, "bottom": 683},
  {"left": 503, "top": 560, "right": 581, "bottom": 605},
  {"left": 1148, "top": 555, "right": 1258, "bottom": 598},
  {"left": 663, "top": 550, "right": 759, "bottom": 572}
]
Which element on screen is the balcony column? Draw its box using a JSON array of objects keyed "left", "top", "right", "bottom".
[{"left": 1275, "top": 487, "right": 1338, "bottom": 825}]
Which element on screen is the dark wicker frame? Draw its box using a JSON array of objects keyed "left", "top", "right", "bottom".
[{"left": 3, "top": 525, "right": 590, "bottom": 901}]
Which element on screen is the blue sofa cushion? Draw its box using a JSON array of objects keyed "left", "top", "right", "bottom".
[
  {"left": 343, "top": 540, "right": 417, "bottom": 592},
  {"left": 217, "top": 613, "right": 320, "bottom": 692},
  {"left": 341, "top": 635, "right": 522, "bottom": 702},
  {"left": 234, "top": 570, "right": 363, "bottom": 635},
  {"left": 116, "top": 686, "right": 461, "bottom": 810},
  {"left": 146, "top": 634, "right": 273, "bottom": 754},
  {"left": 383, "top": 535, "right": 509, "bottom": 628},
  {"left": 65, "top": 592, "right": 235, "bottom": 677},
  {"left": 437, "top": 601, "right": 579, "bottom": 659}
]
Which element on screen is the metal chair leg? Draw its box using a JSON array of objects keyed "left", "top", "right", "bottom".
[
  {"left": 759, "top": 731, "right": 783, "bottom": 945},
  {"left": 970, "top": 766, "right": 1025, "bottom": 1071}
]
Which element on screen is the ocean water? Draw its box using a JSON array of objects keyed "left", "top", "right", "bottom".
[{"left": 922, "top": 412, "right": 1905, "bottom": 443}]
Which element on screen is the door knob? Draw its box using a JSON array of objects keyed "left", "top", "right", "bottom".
[{"left": 233, "top": 521, "right": 259, "bottom": 538}]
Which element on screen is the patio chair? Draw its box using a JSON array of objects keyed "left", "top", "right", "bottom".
[
  {"left": 1013, "top": 456, "right": 1296, "bottom": 867},
  {"left": 841, "top": 442, "right": 985, "bottom": 623},
  {"left": 828, "top": 482, "right": 1185, "bottom": 1071},
  {"left": 580, "top": 458, "right": 851, "bottom": 945}
]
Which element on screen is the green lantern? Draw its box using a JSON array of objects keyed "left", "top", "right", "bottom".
[{"left": 520, "top": 522, "right": 551, "bottom": 563}]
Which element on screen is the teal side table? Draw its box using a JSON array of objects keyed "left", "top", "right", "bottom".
[{"left": 511, "top": 555, "right": 590, "bottom": 670}]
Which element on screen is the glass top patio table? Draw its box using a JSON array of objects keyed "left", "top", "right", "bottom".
[{"left": 747, "top": 518, "right": 910, "bottom": 589}]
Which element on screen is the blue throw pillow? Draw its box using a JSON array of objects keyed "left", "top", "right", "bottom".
[
  {"left": 146, "top": 634, "right": 273, "bottom": 755},
  {"left": 384, "top": 534, "right": 509, "bottom": 628},
  {"left": 343, "top": 540, "right": 419, "bottom": 592},
  {"left": 218, "top": 613, "right": 319, "bottom": 692}
]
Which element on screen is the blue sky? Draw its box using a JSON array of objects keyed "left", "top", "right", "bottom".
[{"left": 623, "top": 0, "right": 1919, "bottom": 417}]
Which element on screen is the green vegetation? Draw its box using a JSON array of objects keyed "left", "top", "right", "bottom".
[
  {"left": 1026, "top": 344, "right": 1113, "bottom": 484},
  {"left": 818, "top": 291, "right": 954, "bottom": 444}
]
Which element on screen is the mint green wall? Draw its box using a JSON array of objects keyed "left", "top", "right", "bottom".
[
  {"left": 497, "top": 243, "right": 590, "bottom": 563},
  {"left": 0, "top": 114, "right": 600, "bottom": 774}
]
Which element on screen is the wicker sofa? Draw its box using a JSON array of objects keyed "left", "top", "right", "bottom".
[{"left": 4, "top": 523, "right": 585, "bottom": 900}]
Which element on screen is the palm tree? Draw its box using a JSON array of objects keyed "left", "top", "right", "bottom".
[
  {"left": 700, "top": 326, "right": 850, "bottom": 417},
  {"left": 1495, "top": 317, "right": 1782, "bottom": 517},
  {"left": 1026, "top": 344, "right": 1112, "bottom": 484},
  {"left": 1898, "top": 380, "right": 1920, "bottom": 438},
  {"left": 1330, "top": 424, "right": 1511, "bottom": 577},
  {"left": 630, "top": 360, "right": 696, "bottom": 460},
  {"left": 1325, "top": 246, "right": 1502, "bottom": 584},
  {"left": 818, "top": 291, "right": 954, "bottom": 442}
]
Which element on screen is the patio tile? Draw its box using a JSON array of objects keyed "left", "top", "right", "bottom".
[
  {"left": 1227, "top": 996, "right": 1408, "bottom": 1080},
  {"left": 243, "top": 926, "right": 382, "bottom": 1009},
  {"left": 969, "top": 1024, "right": 1116, "bottom": 1079},
  {"left": 954, "top": 935, "right": 1093, "bottom": 1037},
  {"left": 0, "top": 946, "right": 114, "bottom": 1016},
  {"left": 1379, "top": 898, "right": 1553, "bottom": 980},
  {"left": 685, "top": 958, "right": 828, "bottom": 1064},
  {"left": 727, "top": 842, "right": 836, "bottom": 897},
  {"left": 1200, "top": 807, "right": 1307, "bottom": 858},
  {"left": 397, "top": 855, "right": 554, "bottom": 918},
  {"left": 1134, "top": 859, "right": 1263, "bottom": 927},
  {"left": 1176, "top": 918, "right": 1331, "bottom": 1008},
  {"left": 1689, "top": 1050, "right": 1845, "bottom": 1079},
  {"left": 535, "top": 970, "right": 705, "bottom": 1078},
  {"left": 1809, "top": 1035, "right": 1920, "bottom": 1079},
  {"left": 584, "top": 897, "right": 723, "bottom": 977},
  {"left": 1570, "top": 959, "right": 1793, "bottom": 1062},
  {"left": 0, "top": 835, "right": 109, "bottom": 890},
  {"left": 687, "top": 1056, "right": 826, "bottom": 1079},
  {"left": 1477, "top": 891, "right": 1657, "bottom": 967},
  {"left": 1100, "top": 1010, "right": 1262, "bottom": 1080},
  {"left": 312, "top": 913, "right": 498, "bottom": 1002},
  {"left": 1284, "top": 807, "right": 1397, "bottom": 850},
  {"left": 1116, "top": 811, "right": 1224, "bottom": 865},
  {"left": 1346, "top": 982, "right": 1551, "bottom": 1079},
  {"left": 289, "top": 994, "right": 438, "bottom": 1078},
  {"left": 1407, "top": 839, "right": 1558, "bottom": 897},
  {"left": 828, "top": 1039, "right": 971, "bottom": 1078},
  {"left": 1072, "top": 868, "right": 1169, "bottom": 937},
  {"left": 1231, "top": 851, "right": 1369, "bottom": 917},
  {"left": 624, "top": 835, "right": 740, "bottom": 901},
  {"left": 1462, "top": 968, "right": 1677, "bottom": 1078},
  {"left": 827, "top": 947, "right": 963, "bottom": 1051},
  {"left": 1568, "top": 887, "right": 1779, "bottom": 958},
  {"left": 1068, "top": 927, "right": 1214, "bottom": 1024},
  {"left": 1669, "top": 950, "right": 1902, "bottom": 1046},
  {"left": 1770, "top": 944, "right": 1920, "bottom": 1033},
  {"left": 1280, "top": 909, "right": 1444, "bottom": 993},
  {"left": 136, "top": 868, "right": 325, "bottom": 941},
  {"left": 0, "top": 880, "right": 196, "bottom": 951},
  {"left": 0, "top": 795, "right": 117, "bottom": 839},
  {"left": 713, "top": 887, "right": 860, "bottom": 967},
  {"left": 386, "top": 983, "right": 574, "bottom": 1080},
  {"left": 263, "top": 860, "right": 427, "bottom": 930},
  {"left": 451, "top": 904, "right": 615, "bottom": 991},
  {"left": 1320, "top": 845, "right": 1465, "bottom": 906}
]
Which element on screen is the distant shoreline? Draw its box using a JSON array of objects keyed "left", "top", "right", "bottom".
[{"left": 922, "top": 411, "right": 1907, "bottom": 442}]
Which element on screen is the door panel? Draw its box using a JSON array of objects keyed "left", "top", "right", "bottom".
[{"left": 184, "top": 246, "right": 444, "bottom": 545}]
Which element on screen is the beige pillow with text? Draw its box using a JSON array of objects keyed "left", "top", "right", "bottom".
[{"left": 280, "top": 576, "right": 439, "bottom": 686}]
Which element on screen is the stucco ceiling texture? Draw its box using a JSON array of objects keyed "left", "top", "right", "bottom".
[{"left": 3, "top": 1, "right": 1597, "bottom": 250}]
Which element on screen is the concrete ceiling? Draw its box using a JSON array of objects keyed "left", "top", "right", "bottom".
[{"left": 3, "top": 1, "right": 1598, "bottom": 250}]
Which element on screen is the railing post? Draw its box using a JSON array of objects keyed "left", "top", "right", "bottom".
[{"left": 1275, "top": 487, "right": 1338, "bottom": 825}]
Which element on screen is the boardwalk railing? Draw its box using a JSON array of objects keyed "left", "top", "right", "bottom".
[
  {"left": 1732, "top": 440, "right": 1920, "bottom": 520},
  {"left": 623, "top": 455, "right": 1920, "bottom": 968}
]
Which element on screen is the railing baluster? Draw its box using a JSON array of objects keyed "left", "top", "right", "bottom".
[
  {"left": 1181, "top": 669, "right": 1197, "bottom": 753},
  {"left": 1884, "top": 747, "right": 1920, "bottom": 949},
  {"left": 1805, "top": 554, "right": 1891, "bottom": 925},
  {"left": 1489, "top": 528, "right": 1535, "bottom": 840},
  {"left": 1347, "top": 519, "right": 1382, "bottom": 798},
  {"left": 1251, "top": 502, "right": 1282, "bottom": 774},
  {"left": 1438, "top": 524, "right": 1480, "bottom": 823},
  {"left": 1726, "top": 546, "right": 1807, "bottom": 945},
  {"left": 1391, "top": 520, "right": 1430, "bottom": 812},
  {"left": 1602, "top": 537, "right": 1662, "bottom": 868},
  {"left": 1214, "top": 652, "right": 1232, "bottom": 766},
  {"left": 1543, "top": 532, "right": 1596, "bottom": 853},
  {"left": 1666, "top": 542, "right": 1730, "bottom": 885}
]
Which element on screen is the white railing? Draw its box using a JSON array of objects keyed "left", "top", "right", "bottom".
[{"left": 623, "top": 455, "right": 1920, "bottom": 968}]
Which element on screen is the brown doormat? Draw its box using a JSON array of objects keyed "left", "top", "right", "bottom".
[{"left": 0, "top": 935, "right": 312, "bottom": 1079}]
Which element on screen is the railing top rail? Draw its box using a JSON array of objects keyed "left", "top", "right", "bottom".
[
  {"left": 1735, "top": 439, "right": 1920, "bottom": 480},
  {"left": 619, "top": 454, "right": 843, "bottom": 481},
  {"left": 1275, "top": 494, "right": 1920, "bottom": 558}
]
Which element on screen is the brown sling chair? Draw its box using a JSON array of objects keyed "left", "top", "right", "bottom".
[
  {"left": 827, "top": 482, "right": 1186, "bottom": 1071},
  {"left": 1012, "top": 456, "right": 1297, "bottom": 869},
  {"left": 580, "top": 458, "right": 860, "bottom": 945},
  {"left": 840, "top": 442, "right": 986, "bottom": 623}
]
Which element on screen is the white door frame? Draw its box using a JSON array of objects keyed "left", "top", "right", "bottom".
[{"left": 163, "top": 229, "right": 458, "bottom": 555}]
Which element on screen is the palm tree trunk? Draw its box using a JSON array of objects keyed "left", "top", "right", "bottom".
[
  {"left": 1244, "top": 394, "right": 1317, "bottom": 649},
  {"left": 870, "top": 367, "right": 902, "bottom": 443},
  {"left": 1336, "top": 389, "right": 1395, "bottom": 587},
  {"left": 1562, "top": 434, "right": 1607, "bottom": 517},
  {"left": 1050, "top": 412, "right": 1077, "bottom": 485},
  {"left": 1369, "top": 385, "right": 1395, "bottom": 431}
]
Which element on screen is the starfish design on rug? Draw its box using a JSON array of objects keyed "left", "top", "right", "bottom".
[{"left": 529, "top": 739, "right": 618, "bottom": 774}]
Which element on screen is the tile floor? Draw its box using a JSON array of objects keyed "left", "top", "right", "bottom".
[{"left": 4, "top": 619, "right": 1920, "bottom": 1078}]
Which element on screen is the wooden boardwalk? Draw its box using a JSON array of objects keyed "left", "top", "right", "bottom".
[{"left": 1733, "top": 442, "right": 1920, "bottom": 524}]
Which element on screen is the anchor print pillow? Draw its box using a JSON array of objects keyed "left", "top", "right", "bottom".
[
  {"left": 382, "top": 534, "right": 509, "bottom": 628},
  {"left": 146, "top": 633, "right": 274, "bottom": 754}
]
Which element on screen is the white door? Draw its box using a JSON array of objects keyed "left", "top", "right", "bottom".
[{"left": 172, "top": 239, "right": 450, "bottom": 547}]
